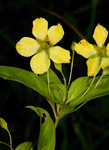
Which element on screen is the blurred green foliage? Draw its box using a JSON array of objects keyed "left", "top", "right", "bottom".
[{"left": 0, "top": 0, "right": 109, "bottom": 149}]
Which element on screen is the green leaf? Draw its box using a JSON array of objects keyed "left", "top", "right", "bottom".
[
  {"left": 49, "top": 83, "right": 66, "bottom": 103},
  {"left": 26, "top": 106, "right": 56, "bottom": 150},
  {"left": 41, "top": 69, "right": 66, "bottom": 103},
  {"left": 68, "top": 77, "right": 89, "bottom": 103},
  {"left": 54, "top": 63, "right": 62, "bottom": 73},
  {"left": 82, "top": 76, "right": 109, "bottom": 101},
  {"left": 0, "top": 66, "right": 66, "bottom": 103},
  {"left": 0, "top": 66, "right": 49, "bottom": 98},
  {"left": 39, "top": 68, "right": 62, "bottom": 84},
  {"left": 68, "top": 76, "right": 109, "bottom": 110},
  {"left": 0, "top": 118, "right": 8, "bottom": 131},
  {"left": 15, "top": 141, "right": 33, "bottom": 150}
]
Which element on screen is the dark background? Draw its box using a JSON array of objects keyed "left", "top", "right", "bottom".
[{"left": 0, "top": 0, "right": 109, "bottom": 149}]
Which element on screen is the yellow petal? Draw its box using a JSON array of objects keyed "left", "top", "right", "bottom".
[
  {"left": 86, "top": 57, "right": 101, "bottom": 76},
  {"left": 30, "top": 50, "right": 50, "bottom": 74},
  {"left": 32, "top": 18, "right": 48, "bottom": 40},
  {"left": 16, "top": 37, "right": 40, "bottom": 57},
  {"left": 48, "top": 24, "right": 64, "bottom": 45},
  {"left": 101, "top": 57, "right": 109, "bottom": 69},
  {"left": 93, "top": 24, "right": 108, "bottom": 47},
  {"left": 49, "top": 46, "right": 70, "bottom": 63},
  {"left": 106, "top": 43, "right": 109, "bottom": 56},
  {"left": 74, "top": 39, "right": 97, "bottom": 58}
]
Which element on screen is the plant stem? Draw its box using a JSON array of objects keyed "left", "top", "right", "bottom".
[
  {"left": 94, "top": 73, "right": 104, "bottom": 88},
  {"left": 48, "top": 101, "right": 57, "bottom": 119},
  {"left": 68, "top": 50, "right": 75, "bottom": 87},
  {"left": 35, "top": 5, "right": 85, "bottom": 39},
  {"left": 7, "top": 129, "right": 13, "bottom": 150},
  {"left": 55, "top": 116, "right": 60, "bottom": 128},
  {"left": 81, "top": 75, "right": 96, "bottom": 98},
  {"left": 0, "top": 141, "right": 11, "bottom": 149},
  {"left": 47, "top": 70, "right": 51, "bottom": 95},
  {"left": 61, "top": 72, "right": 67, "bottom": 88}
]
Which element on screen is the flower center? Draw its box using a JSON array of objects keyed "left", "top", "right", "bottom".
[{"left": 40, "top": 41, "right": 49, "bottom": 50}]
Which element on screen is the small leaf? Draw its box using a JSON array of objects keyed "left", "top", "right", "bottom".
[
  {"left": 27, "top": 106, "right": 56, "bottom": 150},
  {"left": 0, "top": 118, "right": 8, "bottom": 131},
  {"left": 68, "top": 77, "right": 89, "bottom": 103},
  {"left": 15, "top": 141, "right": 33, "bottom": 150},
  {"left": 54, "top": 63, "right": 62, "bottom": 73},
  {"left": 68, "top": 76, "right": 109, "bottom": 111}
]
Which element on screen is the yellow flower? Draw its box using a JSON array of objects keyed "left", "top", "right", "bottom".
[
  {"left": 73, "top": 24, "right": 109, "bottom": 76},
  {"left": 16, "top": 17, "right": 70, "bottom": 74}
]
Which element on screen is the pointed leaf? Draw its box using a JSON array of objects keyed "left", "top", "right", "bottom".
[
  {"left": 0, "top": 66, "right": 66, "bottom": 103},
  {"left": 82, "top": 76, "right": 109, "bottom": 101},
  {"left": 68, "top": 76, "right": 109, "bottom": 110},
  {"left": 68, "top": 77, "right": 89, "bottom": 103},
  {"left": 27, "top": 106, "right": 56, "bottom": 150},
  {"left": 0, "top": 66, "right": 49, "bottom": 98},
  {"left": 15, "top": 141, "right": 33, "bottom": 150},
  {"left": 54, "top": 63, "right": 62, "bottom": 73},
  {"left": 0, "top": 118, "right": 8, "bottom": 131}
]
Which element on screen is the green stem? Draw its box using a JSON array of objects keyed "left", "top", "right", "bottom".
[
  {"left": 48, "top": 100, "right": 57, "bottom": 119},
  {"left": 54, "top": 104, "right": 63, "bottom": 128},
  {"left": 73, "top": 100, "right": 87, "bottom": 112},
  {"left": 68, "top": 50, "right": 75, "bottom": 87},
  {"left": 0, "top": 141, "right": 11, "bottom": 148},
  {"left": 81, "top": 75, "right": 96, "bottom": 98},
  {"left": 7, "top": 129, "right": 13, "bottom": 150},
  {"left": 80, "top": 63, "right": 101, "bottom": 98},
  {"left": 94, "top": 73, "right": 104, "bottom": 88},
  {"left": 61, "top": 72, "right": 67, "bottom": 88},
  {"left": 71, "top": 76, "right": 96, "bottom": 112},
  {"left": 47, "top": 70, "right": 50, "bottom": 95},
  {"left": 55, "top": 116, "right": 60, "bottom": 128}
]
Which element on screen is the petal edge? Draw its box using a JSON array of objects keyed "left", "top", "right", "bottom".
[
  {"left": 93, "top": 24, "right": 108, "bottom": 47},
  {"left": 74, "top": 39, "right": 97, "bottom": 58},
  {"left": 32, "top": 18, "right": 48, "bottom": 40},
  {"left": 49, "top": 46, "right": 70, "bottom": 63},
  {"left": 30, "top": 50, "right": 50, "bottom": 74},
  {"left": 86, "top": 57, "right": 101, "bottom": 76},
  {"left": 48, "top": 24, "right": 64, "bottom": 45},
  {"left": 16, "top": 37, "right": 40, "bottom": 57}
]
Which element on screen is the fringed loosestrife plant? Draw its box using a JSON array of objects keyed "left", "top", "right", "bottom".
[{"left": 1, "top": 18, "right": 109, "bottom": 150}]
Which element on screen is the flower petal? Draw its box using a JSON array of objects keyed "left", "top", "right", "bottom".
[
  {"left": 101, "top": 57, "right": 109, "bottom": 69},
  {"left": 30, "top": 50, "right": 50, "bottom": 74},
  {"left": 106, "top": 43, "right": 109, "bottom": 56},
  {"left": 32, "top": 18, "right": 48, "bottom": 40},
  {"left": 74, "top": 39, "right": 97, "bottom": 58},
  {"left": 86, "top": 57, "right": 101, "bottom": 76},
  {"left": 93, "top": 24, "right": 108, "bottom": 47},
  {"left": 48, "top": 24, "right": 64, "bottom": 45},
  {"left": 16, "top": 37, "right": 40, "bottom": 57},
  {"left": 49, "top": 46, "right": 70, "bottom": 63}
]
